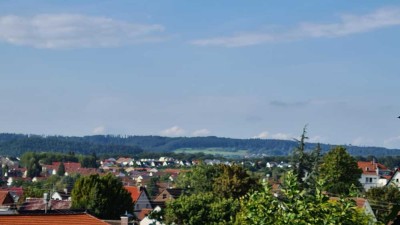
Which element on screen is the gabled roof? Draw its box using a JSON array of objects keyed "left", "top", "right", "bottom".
[
  {"left": 124, "top": 186, "right": 141, "bottom": 202},
  {"left": 357, "top": 161, "right": 389, "bottom": 174},
  {"left": 0, "top": 213, "right": 108, "bottom": 225},
  {"left": 0, "top": 191, "right": 14, "bottom": 205}
]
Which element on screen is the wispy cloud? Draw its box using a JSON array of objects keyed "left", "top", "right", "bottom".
[
  {"left": 253, "top": 131, "right": 269, "bottom": 139},
  {"left": 92, "top": 126, "right": 106, "bottom": 135},
  {"left": 253, "top": 131, "right": 294, "bottom": 140},
  {"left": 0, "top": 14, "right": 166, "bottom": 49},
  {"left": 192, "top": 129, "right": 211, "bottom": 137},
  {"left": 270, "top": 100, "right": 310, "bottom": 108},
  {"left": 161, "top": 126, "right": 186, "bottom": 137},
  {"left": 191, "top": 7, "right": 400, "bottom": 47}
]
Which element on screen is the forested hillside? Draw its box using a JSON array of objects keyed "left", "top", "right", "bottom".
[{"left": 0, "top": 133, "right": 398, "bottom": 157}]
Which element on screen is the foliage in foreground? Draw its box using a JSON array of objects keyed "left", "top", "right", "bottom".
[
  {"left": 71, "top": 173, "right": 133, "bottom": 219},
  {"left": 235, "top": 171, "right": 377, "bottom": 225}
]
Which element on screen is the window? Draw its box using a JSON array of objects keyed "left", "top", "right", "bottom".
[{"left": 162, "top": 194, "right": 167, "bottom": 199}]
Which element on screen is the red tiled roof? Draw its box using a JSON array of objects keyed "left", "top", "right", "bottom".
[
  {"left": 357, "top": 161, "right": 388, "bottom": 174},
  {"left": 137, "top": 208, "right": 152, "bottom": 221},
  {"left": 0, "top": 213, "right": 109, "bottom": 225},
  {"left": 124, "top": 186, "right": 140, "bottom": 202},
  {"left": 43, "top": 162, "right": 98, "bottom": 176}
]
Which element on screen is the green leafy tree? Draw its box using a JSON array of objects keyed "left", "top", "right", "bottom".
[
  {"left": 57, "top": 162, "right": 65, "bottom": 176},
  {"left": 213, "top": 164, "right": 260, "bottom": 199},
  {"left": 164, "top": 192, "right": 240, "bottom": 225},
  {"left": 235, "top": 171, "right": 376, "bottom": 225},
  {"left": 176, "top": 163, "right": 218, "bottom": 193},
  {"left": 71, "top": 173, "right": 133, "bottom": 219},
  {"left": 366, "top": 185, "right": 400, "bottom": 223},
  {"left": 319, "top": 146, "right": 362, "bottom": 195}
]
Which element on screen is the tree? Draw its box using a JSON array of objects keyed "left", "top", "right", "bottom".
[
  {"left": 71, "top": 173, "right": 133, "bottom": 219},
  {"left": 147, "top": 177, "right": 160, "bottom": 198},
  {"left": 213, "top": 164, "right": 260, "bottom": 199},
  {"left": 164, "top": 192, "right": 240, "bottom": 225},
  {"left": 235, "top": 171, "right": 375, "bottom": 225},
  {"left": 176, "top": 163, "right": 218, "bottom": 193},
  {"left": 366, "top": 185, "right": 400, "bottom": 223},
  {"left": 290, "top": 127, "right": 322, "bottom": 191},
  {"left": 319, "top": 146, "right": 362, "bottom": 195},
  {"left": 57, "top": 162, "right": 65, "bottom": 176}
]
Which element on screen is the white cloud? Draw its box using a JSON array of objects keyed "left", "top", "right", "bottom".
[
  {"left": 253, "top": 131, "right": 294, "bottom": 140},
  {"left": 161, "top": 126, "right": 186, "bottom": 137},
  {"left": 191, "top": 7, "right": 400, "bottom": 47},
  {"left": 92, "top": 126, "right": 106, "bottom": 135},
  {"left": 384, "top": 136, "right": 400, "bottom": 149},
  {"left": 0, "top": 14, "right": 165, "bottom": 49},
  {"left": 270, "top": 133, "right": 293, "bottom": 140},
  {"left": 253, "top": 131, "right": 269, "bottom": 139},
  {"left": 192, "top": 129, "right": 211, "bottom": 136}
]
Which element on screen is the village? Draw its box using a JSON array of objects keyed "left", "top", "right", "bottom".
[{"left": 0, "top": 152, "right": 399, "bottom": 224}]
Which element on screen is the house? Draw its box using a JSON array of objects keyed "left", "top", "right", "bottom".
[
  {"left": 358, "top": 161, "right": 391, "bottom": 191},
  {"left": 124, "top": 186, "right": 152, "bottom": 218},
  {"left": 153, "top": 188, "right": 184, "bottom": 203},
  {"left": 0, "top": 212, "right": 108, "bottom": 225},
  {"left": 42, "top": 162, "right": 98, "bottom": 177},
  {"left": 386, "top": 168, "right": 400, "bottom": 188}
]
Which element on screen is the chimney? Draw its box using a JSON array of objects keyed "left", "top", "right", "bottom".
[
  {"left": 43, "top": 193, "right": 48, "bottom": 214},
  {"left": 120, "top": 216, "right": 129, "bottom": 225},
  {"left": 120, "top": 211, "right": 133, "bottom": 225}
]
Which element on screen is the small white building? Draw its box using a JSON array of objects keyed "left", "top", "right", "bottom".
[{"left": 358, "top": 161, "right": 391, "bottom": 191}]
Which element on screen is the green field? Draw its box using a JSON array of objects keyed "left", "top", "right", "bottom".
[{"left": 174, "top": 148, "right": 248, "bottom": 158}]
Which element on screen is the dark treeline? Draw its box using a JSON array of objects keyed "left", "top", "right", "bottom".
[{"left": 0, "top": 133, "right": 399, "bottom": 157}]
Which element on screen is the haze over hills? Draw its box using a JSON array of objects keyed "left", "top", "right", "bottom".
[{"left": 0, "top": 133, "right": 398, "bottom": 157}]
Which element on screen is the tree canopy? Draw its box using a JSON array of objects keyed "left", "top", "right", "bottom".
[
  {"left": 71, "top": 173, "right": 133, "bottom": 219},
  {"left": 235, "top": 171, "right": 375, "bottom": 225},
  {"left": 319, "top": 146, "right": 362, "bottom": 195}
]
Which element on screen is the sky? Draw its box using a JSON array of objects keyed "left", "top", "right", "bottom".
[{"left": 0, "top": 0, "right": 400, "bottom": 148}]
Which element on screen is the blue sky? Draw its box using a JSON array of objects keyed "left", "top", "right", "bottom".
[{"left": 0, "top": 0, "right": 400, "bottom": 148}]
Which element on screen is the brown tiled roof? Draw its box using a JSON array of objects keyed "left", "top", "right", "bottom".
[
  {"left": 19, "top": 199, "right": 71, "bottom": 211},
  {"left": 0, "top": 191, "right": 14, "bottom": 205},
  {"left": 0, "top": 213, "right": 109, "bottom": 225}
]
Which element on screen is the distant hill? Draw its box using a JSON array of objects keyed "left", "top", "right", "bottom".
[{"left": 0, "top": 133, "right": 398, "bottom": 157}]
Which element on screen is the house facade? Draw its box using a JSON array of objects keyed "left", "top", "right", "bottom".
[{"left": 358, "top": 161, "right": 391, "bottom": 191}]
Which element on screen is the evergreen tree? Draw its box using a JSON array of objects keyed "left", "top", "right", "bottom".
[{"left": 57, "top": 162, "right": 65, "bottom": 176}]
